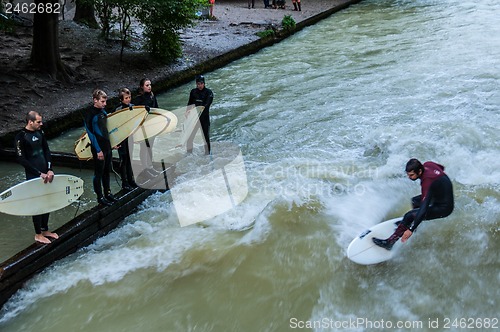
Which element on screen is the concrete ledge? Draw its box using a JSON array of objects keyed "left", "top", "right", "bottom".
[
  {"left": 0, "top": 0, "right": 363, "bottom": 147},
  {"left": 0, "top": 186, "right": 155, "bottom": 308}
]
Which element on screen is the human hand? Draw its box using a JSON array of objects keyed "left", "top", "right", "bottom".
[
  {"left": 401, "top": 229, "right": 413, "bottom": 243},
  {"left": 41, "top": 171, "right": 54, "bottom": 183},
  {"left": 47, "top": 170, "right": 54, "bottom": 183},
  {"left": 97, "top": 151, "right": 104, "bottom": 160}
]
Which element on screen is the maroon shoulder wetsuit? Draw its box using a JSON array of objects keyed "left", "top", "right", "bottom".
[{"left": 404, "top": 161, "right": 454, "bottom": 232}]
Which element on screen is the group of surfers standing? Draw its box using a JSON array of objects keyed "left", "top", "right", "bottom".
[{"left": 14, "top": 76, "right": 213, "bottom": 243}]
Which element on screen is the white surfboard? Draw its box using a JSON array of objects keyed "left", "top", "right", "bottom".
[
  {"left": 74, "top": 106, "right": 148, "bottom": 160},
  {"left": 179, "top": 106, "right": 205, "bottom": 147},
  {"left": 0, "top": 174, "right": 84, "bottom": 216},
  {"left": 132, "top": 108, "right": 178, "bottom": 142},
  {"left": 347, "top": 217, "right": 404, "bottom": 265}
]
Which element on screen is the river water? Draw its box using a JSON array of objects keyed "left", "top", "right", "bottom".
[{"left": 1, "top": 0, "right": 499, "bottom": 330}]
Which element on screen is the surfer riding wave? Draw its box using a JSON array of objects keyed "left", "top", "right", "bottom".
[{"left": 372, "top": 159, "right": 454, "bottom": 250}]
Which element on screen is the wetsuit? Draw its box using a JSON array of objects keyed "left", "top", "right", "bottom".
[
  {"left": 373, "top": 161, "right": 454, "bottom": 250},
  {"left": 113, "top": 103, "right": 135, "bottom": 188},
  {"left": 84, "top": 106, "right": 112, "bottom": 199},
  {"left": 132, "top": 92, "right": 158, "bottom": 169},
  {"left": 402, "top": 162, "right": 454, "bottom": 231},
  {"left": 187, "top": 86, "right": 214, "bottom": 154},
  {"left": 15, "top": 128, "right": 52, "bottom": 234}
]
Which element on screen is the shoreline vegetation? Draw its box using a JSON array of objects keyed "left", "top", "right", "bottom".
[{"left": 0, "top": 0, "right": 361, "bottom": 146}]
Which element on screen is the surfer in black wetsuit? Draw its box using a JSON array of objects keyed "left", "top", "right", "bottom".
[
  {"left": 186, "top": 74, "right": 214, "bottom": 155},
  {"left": 84, "top": 89, "right": 117, "bottom": 206},
  {"left": 15, "top": 111, "right": 59, "bottom": 244},
  {"left": 114, "top": 88, "right": 136, "bottom": 191},
  {"left": 132, "top": 78, "right": 159, "bottom": 176},
  {"left": 373, "top": 158, "right": 454, "bottom": 250}
]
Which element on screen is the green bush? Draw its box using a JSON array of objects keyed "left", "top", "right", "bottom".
[
  {"left": 282, "top": 15, "right": 296, "bottom": 31},
  {"left": 256, "top": 29, "right": 275, "bottom": 38}
]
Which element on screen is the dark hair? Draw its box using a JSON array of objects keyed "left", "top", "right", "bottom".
[
  {"left": 405, "top": 158, "right": 424, "bottom": 173},
  {"left": 26, "top": 111, "right": 40, "bottom": 123},
  {"left": 118, "top": 88, "right": 131, "bottom": 101},
  {"left": 138, "top": 78, "right": 153, "bottom": 95},
  {"left": 195, "top": 75, "right": 205, "bottom": 83}
]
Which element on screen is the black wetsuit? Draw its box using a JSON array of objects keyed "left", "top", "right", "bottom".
[
  {"left": 187, "top": 86, "right": 214, "bottom": 154},
  {"left": 14, "top": 128, "right": 52, "bottom": 234},
  {"left": 84, "top": 106, "right": 112, "bottom": 199},
  {"left": 113, "top": 103, "right": 135, "bottom": 187},
  {"left": 132, "top": 92, "right": 158, "bottom": 168},
  {"left": 403, "top": 174, "right": 454, "bottom": 232}
]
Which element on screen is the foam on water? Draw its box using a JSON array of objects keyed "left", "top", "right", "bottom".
[{"left": 2, "top": 0, "right": 499, "bottom": 329}]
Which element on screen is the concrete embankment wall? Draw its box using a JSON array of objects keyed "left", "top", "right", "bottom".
[
  {"left": 0, "top": 0, "right": 362, "bottom": 148},
  {"left": 0, "top": 187, "right": 154, "bottom": 308}
]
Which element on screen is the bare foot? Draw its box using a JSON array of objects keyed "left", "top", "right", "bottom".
[
  {"left": 35, "top": 234, "right": 51, "bottom": 244},
  {"left": 42, "top": 231, "right": 59, "bottom": 239}
]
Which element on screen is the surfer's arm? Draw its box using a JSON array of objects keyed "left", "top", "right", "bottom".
[
  {"left": 187, "top": 91, "right": 195, "bottom": 106},
  {"left": 15, "top": 133, "right": 42, "bottom": 176},
  {"left": 87, "top": 117, "right": 102, "bottom": 153},
  {"left": 41, "top": 135, "right": 54, "bottom": 182},
  {"left": 409, "top": 193, "right": 432, "bottom": 232},
  {"left": 41, "top": 132, "right": 53, "bottom": 171},
  {"left": 204, "top": 90, "right": 214, "bottom": 109}
]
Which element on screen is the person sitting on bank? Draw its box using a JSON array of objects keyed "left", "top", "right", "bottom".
[
  {"left": 15, "top": 111, "right": 59, "bottom": 244},
  {"left": 372, "top": 158, "right": 454, "bottom": 250}
]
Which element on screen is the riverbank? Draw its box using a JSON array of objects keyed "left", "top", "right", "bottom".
[{"left": 0, "top": 0, "right": 360, "bottom": 145}]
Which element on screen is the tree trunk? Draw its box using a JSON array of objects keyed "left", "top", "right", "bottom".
[
  {"left": 30, "top": 0, "right": 72, "bottom": 83},
  {"left": 73, "top": 0, "right": 98, "bottom": 28}
]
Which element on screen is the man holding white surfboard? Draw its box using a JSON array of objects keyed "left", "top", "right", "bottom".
[
  {"left": 15, "top": 111, "right": 59, "bottom": 244},
  {"left": 372, "top": 158, "right": 454, "bottom": 250}
]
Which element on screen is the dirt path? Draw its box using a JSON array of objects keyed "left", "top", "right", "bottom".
[{"left": 0, "top": 0, "right": 352, "bottom": 140}]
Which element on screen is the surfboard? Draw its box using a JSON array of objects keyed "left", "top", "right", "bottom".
[
  {"left": 132, "top": 108, "right": 178, "bottom": 142},
  {"left": 74, "top": 132, "right": 93, "bottom": 161},
  {"left": 0, "top": 174, "right": 84, "bottom": 216},
  {"left": 347, "top": 217, "right": 404, "bottom": 265},
  {"left": 179, "top": 106, "right": 205, "bottom": 147},
  {"left": 74, "top": 106, "right": 148, "bottom": 160}
]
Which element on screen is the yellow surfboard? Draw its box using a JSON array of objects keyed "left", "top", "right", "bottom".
[
  {"left": 74, "top": 106, "right": 148, "bottom": 160},
  {"left": 132, "top": 108, "right": 178, "bottom": 142}
]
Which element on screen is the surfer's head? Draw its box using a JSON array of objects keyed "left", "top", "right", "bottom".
[
  {"left": 139, "top": 78, "right": 152, "bottom": 95},
  {"left": 195, "top": 75, "right": 205, "bottom": 90},
  {"left": 405, "top": 158, "right": 424, "bottom": 181},
  {"left": 25, "top": 111, "right": 42, "bottom": 131},
  {"left": 119, "top": 88, "right": 132, "bottom": 105},
  {"left": 195, "top": 75, "right": 205, "bottom": 83},
  {"left": 93, "top": 89, "right": 108, "bottom": 109}
]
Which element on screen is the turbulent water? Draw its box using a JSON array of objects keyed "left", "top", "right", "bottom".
[{"left": 1, "top": 0, "right": 499, "bottom": 331}]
